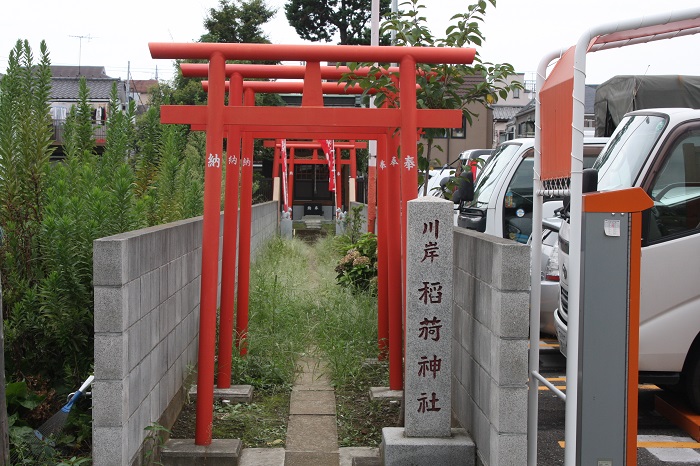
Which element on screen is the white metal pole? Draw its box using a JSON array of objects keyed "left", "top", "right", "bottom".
[{"left": 528, "top": 48, "right": 567, "bottom": 466}]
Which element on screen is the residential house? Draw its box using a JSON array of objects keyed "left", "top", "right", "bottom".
[
  {"left": 508, "top": 83, "right": 598, "bottom": 138},
  {"left": 421, "top": 74, "right": 494, "bottom": 168},
  {"left": 128, "top": 78, "right": 159, "bottom": 114},
  {"left": 49, "top": 65, "right": 127, "bottom": 156},
  {"left": 491, "top": 72, "right": 534, "bottom": 144}
]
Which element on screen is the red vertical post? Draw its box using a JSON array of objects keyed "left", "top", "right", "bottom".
[
  {"left": 289, "top": 147, "right": 295, "bottom": 214},
  {"left": 387, "top": 130, "right": 403, "bottom": 390},
  {"left": 217, "top": 72, "right": 243, "bottom": 388},
  {"left": 399, "top": 55, "right": 418, "bottom": 329},
  {"left": 335, "top": 142, "right": 343, "bottom": 213},
  {"left": 272, "top": 142, "right": 281, "bottom": 204},
  {"left": 376, "top": 134, "right": 389, "bottom": 360},
  {"left": 236, "top": 88, "right": 255, "bottom": 356},
  {"left": 194, "top": 51, "right": 226, "bottom": 446}
]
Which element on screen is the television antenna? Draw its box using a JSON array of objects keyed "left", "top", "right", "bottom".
[{"left": 69, "top": 34, "right": 96, "bottom": 73}]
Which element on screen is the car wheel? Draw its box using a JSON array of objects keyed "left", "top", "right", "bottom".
[{"left": 683, "top": 351, "right": 700, "bottom": 413}]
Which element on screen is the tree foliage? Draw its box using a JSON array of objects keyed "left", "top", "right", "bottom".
[
  {"left": 285, "top": 0, "right": 392, "bottom": 45},
  {"left": 201, "top": 0, "right": 276, "bottom": 44},
  {"left": 340, "top": 0, "right": 523, "bottom": 184},
  {"left": 170, "top": 0, "right": 278, "bottom": 106},
  {"left": 0, "top": 40, "right": 206, "bottom": 393}
]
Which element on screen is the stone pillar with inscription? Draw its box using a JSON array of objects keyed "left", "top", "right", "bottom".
[{"left": 381, "top": 197, "right": 475, "bottom": 466}]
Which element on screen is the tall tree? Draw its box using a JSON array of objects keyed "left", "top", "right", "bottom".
[
  {"left": 201, "top": 0, "right": 276, "bottom": 44},
  {"left": 285, "top": 0, "right": 391, "bottom": 45},
  {"left": 170, "top": 0, "right": 277, "bottom": 106}
]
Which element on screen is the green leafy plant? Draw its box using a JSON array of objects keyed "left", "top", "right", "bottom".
[
  {"left": 334, "top": 233, "right": 378, "bottom": 294},
  {"left": 143, "top": 422, "right": 171, "bottom": 466},
  {"left": 340, "top": 0, "right": 523, "bottom": 189}
]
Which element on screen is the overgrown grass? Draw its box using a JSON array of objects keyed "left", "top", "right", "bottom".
[{"left": 171, "top": 235, "right": 391, "bottom": 447}]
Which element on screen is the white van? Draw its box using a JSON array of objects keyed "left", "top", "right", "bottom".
[
  {"left": 456, "top": 137, "right": 608, "bottom": 334},
  {"left": 554, "top": 108, "right": 700, "bottom": 411}
]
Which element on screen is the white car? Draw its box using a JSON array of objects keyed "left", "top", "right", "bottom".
[{"left": 457, "top": 137, "right": 608, "bottom": 334}]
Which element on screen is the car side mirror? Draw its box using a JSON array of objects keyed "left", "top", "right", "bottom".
[
  {"left": 582, "top": 168, "right": 598, "bottom": 194},
  {"left": 454, "top": 171, "right": 474, "bottom": 204}
]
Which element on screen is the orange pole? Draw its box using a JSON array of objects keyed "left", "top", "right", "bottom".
[
  {"left": 194, "top": 51, "right": 225, "bottom": 446},
  {"left": 150, "top": 42, "right": 476, "bottom": 66},
  {"left": 217, "top": 72, "right": 243, "bottom": 388},
  {"left": 235, "top": 88, "right": 255, "bottom": 356},
  {"left": 180, "top": 62, "right": 402, "bottom": 80},
  {"left": 289, "top": 147, "right": 295, "bottom": 216},
  {"left": 335, "top": 143, "right": 343, "bottom": 213},
  {"left": 376, "top": 133, "right": 389, "bottom": 360},
  {"left": 626, "top": 211, "right": 642, "bottom": 465},
  {"left": 399, "top": 56, "right": 418, "bottom": 342},
  {"left": 387, "top": 129, "right": 403, "bottom": 390}
]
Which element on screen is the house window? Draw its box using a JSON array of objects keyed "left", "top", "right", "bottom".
[
  {"left": 513, "top": 88, "right": 520, "bottom": 99},
  {"left": 451, "top": 116, "right": 466, "bottom": 139}
]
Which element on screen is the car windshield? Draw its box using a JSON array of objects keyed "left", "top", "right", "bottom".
[
  {"left": 468, "top": 142, "right": 523, "bottom": 208},
  {"left": 594, "top": 114, "right": 667, "bottom": 191}
]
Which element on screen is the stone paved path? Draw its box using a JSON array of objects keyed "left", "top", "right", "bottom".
[{"left": 284, "top": 354, "right": 340, "bottom": 466}]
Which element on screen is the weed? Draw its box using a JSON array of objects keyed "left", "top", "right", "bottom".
[{"left": 143, "top": 422, "right": 170, "bottom": 465}]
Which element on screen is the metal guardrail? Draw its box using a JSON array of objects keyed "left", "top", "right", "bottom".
[{"left": 51, "top": 119, "right": 107, "bottom": 145}]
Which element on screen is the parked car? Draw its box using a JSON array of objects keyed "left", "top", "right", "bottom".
[
  {"left": 554, "top": 108, "right": 700, "bottom": 411},
  {"left": 418, "top": 149, "right": 494, "bottom": 225},
  {"left": 529, "top": 217, "right": 562, "bottom": 336},
  {"left": 456, "top": 137, "right": 608, "bottom": 334}
]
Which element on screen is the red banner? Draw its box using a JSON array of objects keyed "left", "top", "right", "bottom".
[
  {"left": 281, "top": 139, "right": 289, "bottom": 212},
  {"left": 319, "top": 139, "right": 336, "bottom": 192}
]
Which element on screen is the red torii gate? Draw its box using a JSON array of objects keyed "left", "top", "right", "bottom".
[
  {"left": 262, "top": 139, "right": 366, "bottom": 215},
  {"left": 183, "top": 68, "right": 441, "bottom": 374},
  {"left": 150, "top": 42, "right": 475, "bottom": 445}
]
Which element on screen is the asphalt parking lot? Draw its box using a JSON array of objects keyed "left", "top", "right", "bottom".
[{"left": 535, "top": 339, "right": 700, "bottom": 465}]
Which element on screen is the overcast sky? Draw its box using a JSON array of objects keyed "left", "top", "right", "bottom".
[{"left": 2, "top": 0, "right": 700, "bottom": 85}]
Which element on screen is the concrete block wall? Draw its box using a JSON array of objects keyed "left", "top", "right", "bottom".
[
  {"left": 348, "top": 202, "right": 368, "bottom": 233},
  {"left": 93, "top": 201, "right": 278, "bottom": 466},
  {"left": 451, "top": 228, "right": 530, "bottom": 466}
]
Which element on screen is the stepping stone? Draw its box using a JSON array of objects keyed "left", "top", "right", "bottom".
[{"left": 289, "top": 390, "right": 336, "bottom": 415}]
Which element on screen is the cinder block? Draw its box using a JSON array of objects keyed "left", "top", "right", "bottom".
[
  {"left": 489, "top": 384, "right": 527, "bottom": 434},
  {"left": 128, "top": 364, "right": 142, "bottom": 417},
  {"left": 489, "top": 429, "right": 527, "bottom": 466},
  {"left": 93, "top": 380, "right": 128, "bottom": 427},
  {"left": 93, "top": 426, "right": 127, "bottom": 466},
  {"left": 474, "top": 237, "right": 494, "bottom": 285},
  {"left": 127, "top": 320, "right": 142, "bottom": 371},
  {"left": 126, "top": 278, "right": 141, "bottom": 329},
  {"left": 492, "top": 241, "right": 530, "bottom": 292},
  {"left": 473, "top": 407, "right": 490, "bottom": 466},
  {"left": 159, "top": 264, "right": 169, "bottom": 305},
  {"left": 492, "top": 339, "right": 528, "bottom": 386},
  {"left": 451, "top": 337, "right": 461, "bottom": 382},
  {"left": 453, "top": 268, "right": 471, "bottom": 311},
  {"left": 95, "top": 333, "right": 128, "bottom": 380},
  {"left": 460, "top": 349, "right": 472, "bottom": 396},
  {"left": 478, "top": 366, "right": 491, "bottom": 420},
  {"left": 460, "top": 311, "right": 473, "bottom": 355},
  {"left": 94, "top": 238, "right": 128, "bottom": 287},
  {"left": 474, "top": 280, "right": 493, "bottom": 328},
  {"left": 492, "top": 291, "right": 530, "bottom": 339},
  {"left": 94, "top": 286, "right": 127, "bottom": 333}
]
